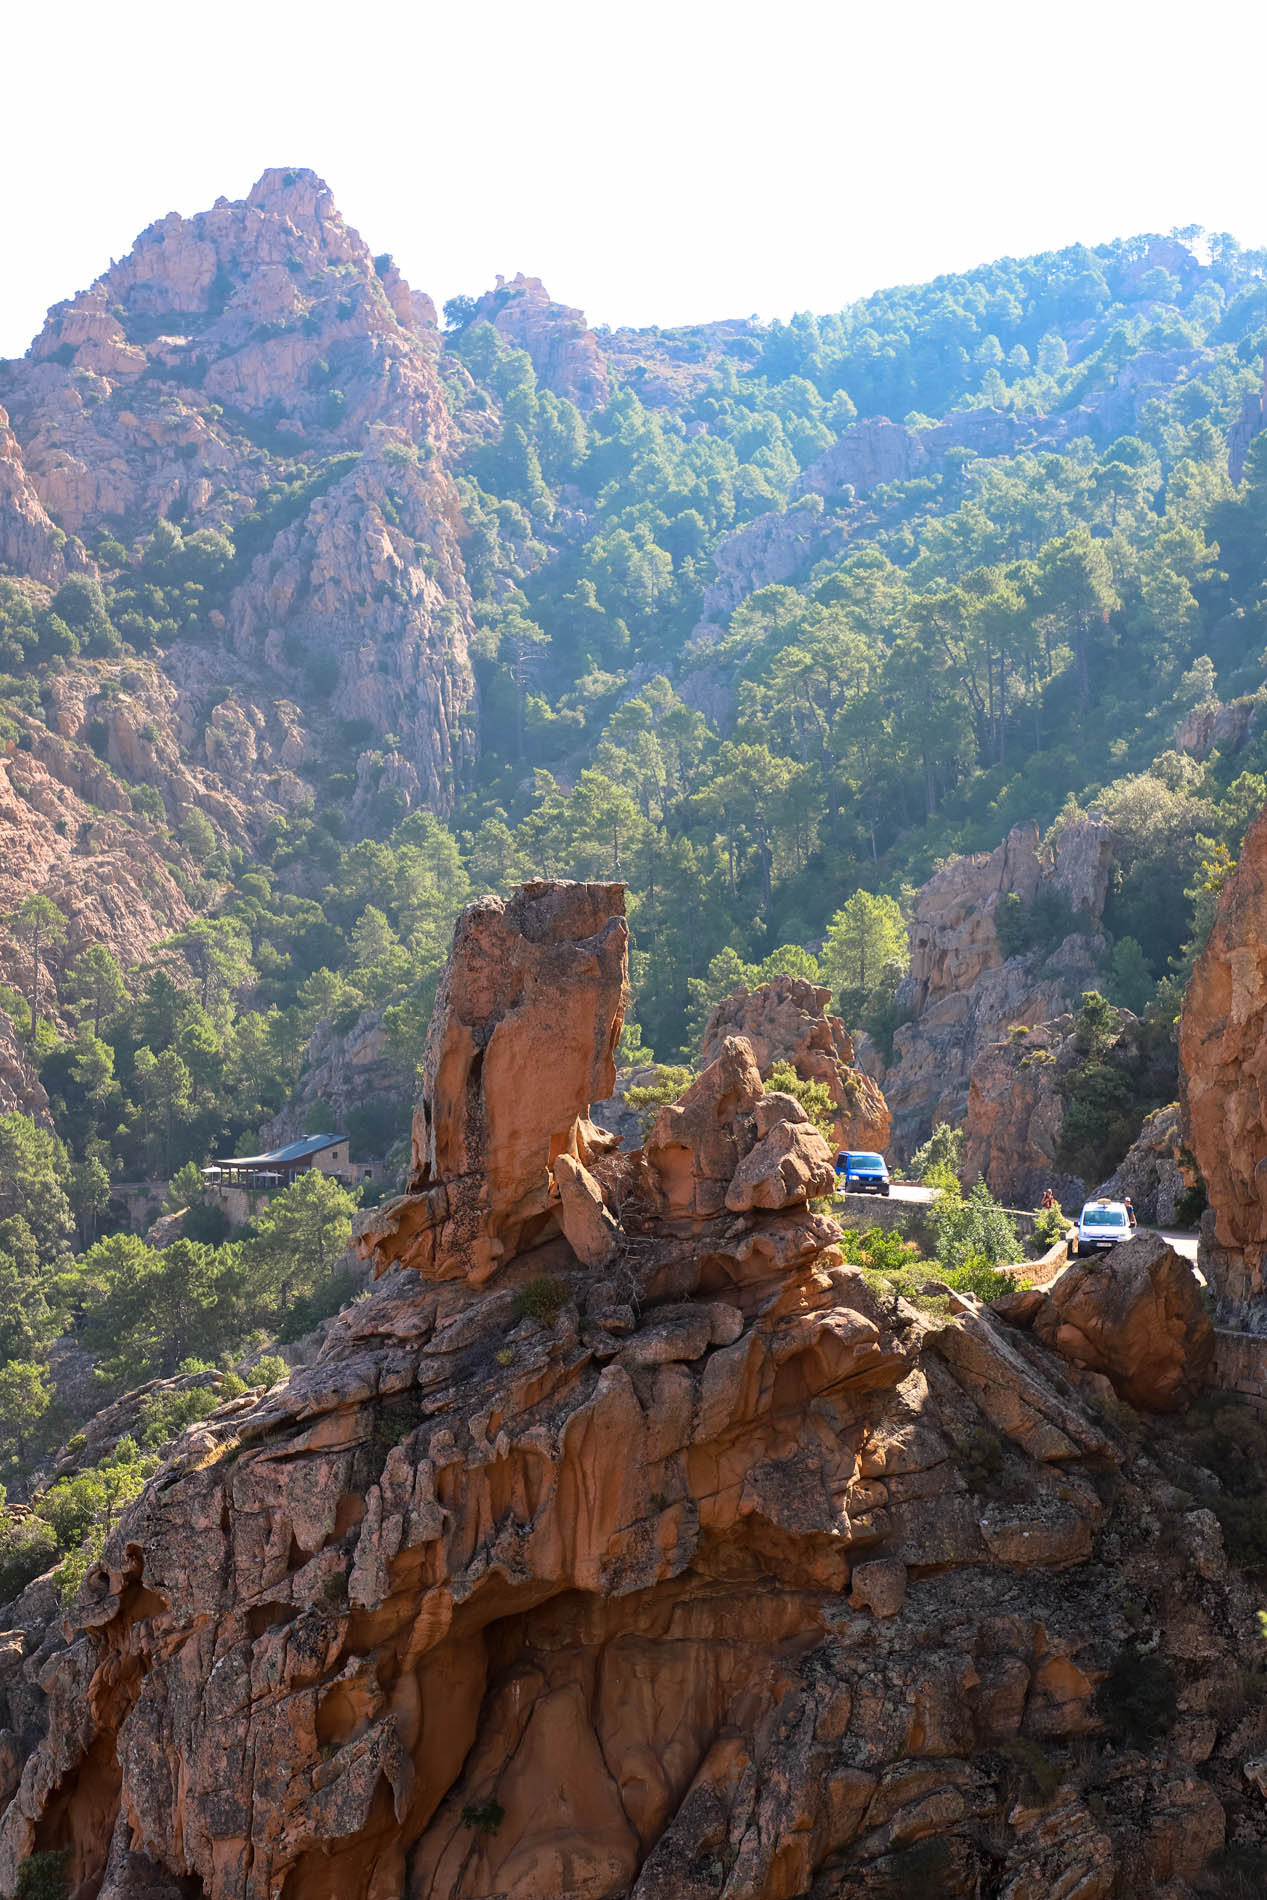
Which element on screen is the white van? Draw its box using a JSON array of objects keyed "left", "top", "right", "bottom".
[{"left": 1069, "top": 1199, "right": 1134, "bottom": 1258}]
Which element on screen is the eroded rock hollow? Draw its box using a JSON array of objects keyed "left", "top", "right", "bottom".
[{"left": 0, "top": 882, "right": 1257, "bottom": 1900}]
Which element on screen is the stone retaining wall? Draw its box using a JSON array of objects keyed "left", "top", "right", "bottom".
[
  {"left": 835, "top": 1193, "right": 1042, "bottom": 1252},
  {"left": 1211, "top": 1330, "right": 1267, "bottom": 1409}
]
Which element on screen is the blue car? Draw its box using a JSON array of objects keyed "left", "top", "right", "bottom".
[{"left": 837, "top": 1150, "right": 891, "bottom": 1195}]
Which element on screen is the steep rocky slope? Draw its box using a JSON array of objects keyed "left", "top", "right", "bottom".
[
  {"left": 1097, "top": 1102, "right": 1193, "bottom": 1228},
  {"left": 0, "top": 167, "right": 477, "bottom": 808},
  {"left": 0, "top": 708, "right": 193, "bottom": 1009},
  {"left": 1181, "top": 803, "right": 1267, "bottom": 1311},
  {"left": 873, "top": 818, "right": 1113, "bottom": 1167},
  {"left": 0, "top": 880, "right": 1260, "bottom": 1900}
]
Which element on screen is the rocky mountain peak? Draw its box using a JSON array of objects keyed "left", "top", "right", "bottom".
[{"left": 0, "top": 168, "right": 479, "bottom": 808}]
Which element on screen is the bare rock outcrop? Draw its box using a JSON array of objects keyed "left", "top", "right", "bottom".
[
  {"left": 1004, "top": 1230, "right": 1214, "bottom": 1411},
  {"left": 474, "top": 273, "right": 610, "bottom": 410},
  {"left": 357, "top": 881, "right": 629, "bottom": 1285},
  {"left": 0, "top": 1008, "right": 48, "bottom": 1123},
  {"left": 961, "top": 1020, "right": 1082, "bottom": 1208},
  {"left": 878, "top": 818, "right": 1113, "bottom": 1161},
  {"left": 1181, "top": 801, "right": 1267, "bottom": 1308},
  {"left": 1096, "top": 1100, "right": 1193, "bottom": 1227},
  {"left": 699, "top": 973, "right": 891, "bottom": 1152},
  {"left": 1174, "top": 693, "right": 1261, "bottom": 761},
  {"left": 0, "top": 407, "right": 75, "bottom": 586},
  {"left": 0, "top": 731, "right": 192, "bottom": 1011},
  {"left": 259, "top": 1006, "right": 411, "bottom": 1154},
  {"left": 0, "top": 167, "right": 477, "bottom": 804},
  {"left": 0, "top": 880, "right": 1258, "bottom": 1900}
]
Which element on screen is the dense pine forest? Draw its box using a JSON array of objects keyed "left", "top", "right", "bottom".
[{"left": 4, "top": 190, "right": 1267, "bottom": 1564}]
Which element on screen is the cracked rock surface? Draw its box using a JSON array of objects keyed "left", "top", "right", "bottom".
[{"left": 1, "top": 881, "right": 1262, "bottom": 1900}]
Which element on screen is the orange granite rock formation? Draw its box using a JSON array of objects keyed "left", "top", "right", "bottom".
[
  {"left": 700, "top": 974, "right": 890, "bottom": 1154},
  {"left": 0, "top": 881, "right": 1258, "bottom": 1900},
  {"left": 1181, "top": 801, "right": 1267, "bottom": 1307}
]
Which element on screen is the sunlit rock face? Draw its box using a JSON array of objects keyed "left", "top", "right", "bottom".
[
  {"left": 879, "top": 818, "right": 1113, "bottom": 1167},
  {"left": 1182, "top": 801, "right": 1267, "bottom": 1308},
  {"left": 0, "top": 881, "right": 1253, "bottom": 1900},
  {"left": 700, "top": 973, "right": 890, "bottom": 1155},
  {"left": 0, "top": 167, "right": 478, "bottom": 809}
]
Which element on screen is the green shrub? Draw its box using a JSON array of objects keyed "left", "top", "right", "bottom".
[
  {"left": 513, "top": 1276, "right": 570, "bottom": 1325},
  {"left": 624, "top": 1064, "right": 693, "bottom": 1136},
  {"left": 942, "top": 1252, "right": 1015, "bottom": 1301},
  {"left": 461, "top": 1799, "right": 504, "bottom": 1836},
  {"left": 16, "top": 1850, "right": 70, "bottom": 1900},
  {"left": 908, "top": 1122, "right": 963, "bottom": 1182},
  {"left": 837, "top": 1226, "right": 917, "bottom": 1274},
  {"left": 183, "top": 1202, "right": 231, "bottom": 1244},
  {"left": 0, "top": 1516, "right": 57, "bottom": 1601},
  {"left": 766, "top": 1059, "right": 836, "bottom": 1142},
  {"left": 1031, "top": 1204, "right": 1068, "bottom": 1249},
  {"left": 1094, "top": 1644, "right": 1178, "bottom": 1746},
  {"left": 138, "top": 1384, "right": 219, "bottom": 1448},
  {"left": 251, "top": 1355, "right": 288, "bottom": 1389},
  {"left": 935, "top": 1180, "right": 1019, "bottom": 1274},
  {"left": 995, "top": 885, "right": 1078, "bottom": 960}
]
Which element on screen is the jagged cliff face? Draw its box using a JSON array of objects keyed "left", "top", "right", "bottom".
[
  {"left": 8, "top": 168, "right": 449, "bottom": 534},
  {"left": 0, "top": 407, "right": 74, "bottom": 588},
  {"left": 0, "top": 694, "right": 194, "bottom": 1023},
  {"left": 0, "top": 879, "right": 1256, "bottom": 1900},
  {"left": 877, "top": 818, "right": 1113, "bottom": 1176},
  {"left": 0, "top": 168, "right": 477, "bottom": 808},
  {"left": 1181, "top": 803, "right": 1267, "bottom": 1309}
]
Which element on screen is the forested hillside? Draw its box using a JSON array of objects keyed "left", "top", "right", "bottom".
[{"left": 3, "top": 177, "right": 1267, "bottom": 1517}]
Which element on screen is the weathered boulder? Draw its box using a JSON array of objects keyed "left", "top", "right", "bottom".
[
  {"left": 700, "top": 973, "right": 890, "bottom": 1152},
  {"left": 1019, "top": 1231, "right": 1213, "bottom": 1410},
  {"left": 553, "top": 1151, "right": 620, "bottom": 1268},
  {"left": 1180, "top": 801, "right": 1267, "bottom": 1307},
  {"left": 723, "top": 1113, "right": 835, "bottom": 1212},
  {"left": 642, "top": 1035, "right": 765, "bottom": 1219}
]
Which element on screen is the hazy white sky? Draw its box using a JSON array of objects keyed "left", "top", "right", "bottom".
[{"left": 5, "top": 0, "right": 1266, "bottom": 358}]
